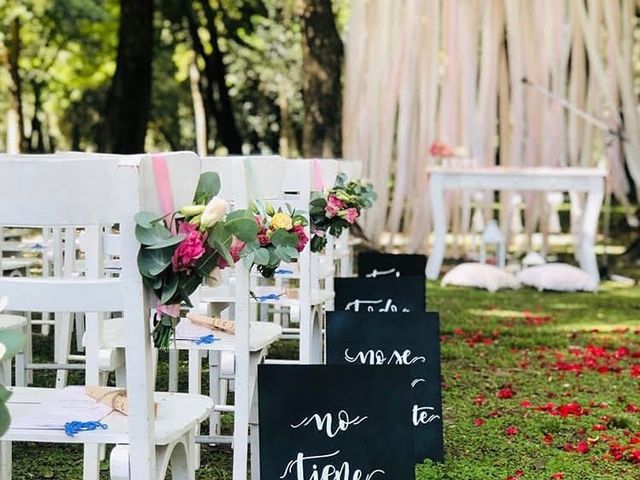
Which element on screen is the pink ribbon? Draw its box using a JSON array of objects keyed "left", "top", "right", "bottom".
[
  {"left": 157, "top": 303, "right": 180, "bottom": 318},
  {"left": 151, "top": 153, "right": 175, "bottom": 216},
  {"left": 151, "top": 153, "right": 179, "bottom": 316},
  {"left": 312, "top": 158, "right": 325, "bottom": 191}
]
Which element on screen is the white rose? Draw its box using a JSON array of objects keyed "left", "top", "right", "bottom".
[{"left": 200, "top": 196, "right": 228, "bottom": 228}]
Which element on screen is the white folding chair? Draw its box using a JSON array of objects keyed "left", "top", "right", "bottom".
[{"left": 0, "top": 153, "right": 212, "bottom": 479}]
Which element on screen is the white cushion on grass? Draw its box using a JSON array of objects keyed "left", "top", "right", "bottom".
[
  {"left": 517, "top": 263, "right": 597, "bottom": 292},
  {"left": 441, "top": 263, "right": 520, "bottom": 292}
]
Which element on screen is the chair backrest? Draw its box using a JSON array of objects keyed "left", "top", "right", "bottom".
[
  {"left": 338, "top": 159, "right": 363, "bottom": 178},
  {"left": 0, "top": 151, "right": 201, "bottom": 478},
  {"left": 201, "top": 155, "right": 285, "bottom": 207}
]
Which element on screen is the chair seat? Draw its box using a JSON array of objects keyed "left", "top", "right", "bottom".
[
  {"left": 174, "top": 320, "right": 282, "bottom": 352},
  {"left": 99, "top": 317, "right": 281, "bottom": 352},
  {"left": 251, "top": 260, "right": 334, "bottom": 279},
  {"left": 4, "top": 387, "right": 212, "bottom": 445},
  {"left": 0, "top": 314, "right": 27, "bottom": 331},
  {"left": 1, "top": 258, "right": 36, "bottom": 273},
  {"left": 200, "top": 285, "right": 334, "bottom": 306}
]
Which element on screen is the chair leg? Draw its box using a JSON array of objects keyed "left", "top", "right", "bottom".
[
  {"left": 168, "top": 350, "right": 179, "bottom": 392},
  {"left": 249, "top": 353, "right": 263, "bottom": 480},
  {"left": 187, "top": 349, "right": 201, "bottom": 469},
  {"left": 83, "top": 444, "right": 100, "bottom": 480},
  {"left": 0, "top": 441, "right": 11, "bottom": 480},
  {"left": 109, "top": 445, "right": 130, "bottom": 480},
  {"left": 75, "top": 313, "right": 86, "bottom": 352},
  {"left": 208, "top": 351, "right": 221, "bottom": 436},
  {"left": 54, "top": 312, "right": 73, "bottom": 388}
]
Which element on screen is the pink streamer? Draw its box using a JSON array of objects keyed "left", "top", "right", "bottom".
[
  {"left": 312, "top": 159, "right": 325, "bottom": 191},
  {"left": 151, "top": 153, "right": 175, "bottom": 216}
]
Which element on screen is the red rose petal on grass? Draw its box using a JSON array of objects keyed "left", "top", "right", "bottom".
[
  {"left": 453, "top": 328, "right": 464, "bottom": 336},
  {"left": 592, "top": 424, "right": 607, "bottom": 431},
  {"left": 474, "top": 394, "right": 486, "bottom": 406},
  {"left": 473, "top": 418, "right": 485, "bottom": 427},
  {"left": 497, "top": 386, "right": 516, "bottom": 399},
  {"left": 575, "top": 441, "right": 590, "bottom": 454},
  {"left": 505, "top": 425, "right": 519, "bottom": 436},
  {"left": 550, "top": 474, "right": 564, "bottom": 479},
  {"left": 630, "top": 365, "right": 640, "bottom": 377},
  {"left": 625, "top": 404, "right": 640, "bottom": 413},
  {"left": 629, "top": 450, "right": 640, "bottom": 463},
  {"left": 520, "top": 400, "right": 532, "bottom": 408},
  {"left": 506, "top": 469, "right": 525, "bottom": 480},
  {"left": 542, "top": 433, "right": 554, "bottom": 445}
]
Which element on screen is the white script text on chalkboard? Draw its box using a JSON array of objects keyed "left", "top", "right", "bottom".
[
  {"left": 344, "top": 299, "right": 410, "bottom": 312},
  {"left": 280, "top": 450, "right": 386, "bottom": 480},
  {"left": 413, "top": 405, "right": 441, "bottom": 426},
  {"left": 365, "top": 268, "right": 400, "bottom": 278},
  {"left": 344, "top": 349, "right": 426, "bottom": 366},
  {"left": 290, "top": 411, "right": 368, "bottom": 439}
]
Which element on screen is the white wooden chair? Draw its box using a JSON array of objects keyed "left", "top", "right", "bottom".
[
  {"left": 0, "top": 153, "right": 212, "bottom": 479},
  {"left": 257, "top": 158, "right": 338, "bottom": 364},
  {"left": 193, "top": 155, "right": 285, "bottom": 480}
]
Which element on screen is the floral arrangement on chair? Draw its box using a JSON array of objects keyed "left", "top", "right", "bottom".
[
  {"left": 234, "top": 203, "right": 309, "bottom": 278},
  {"left": 135, "top": 172, "right": 259, "bottom": 349},
  {"left": 309, "top": 173, "right": 377, "bottom": 252}
]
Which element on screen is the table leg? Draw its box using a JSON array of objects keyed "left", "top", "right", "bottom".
[
  {"left": 579, "top": 181, "right": 604, "bottom": 283},
  {"left": 426, "top": 177, "right": 446, "bottom": 280}
]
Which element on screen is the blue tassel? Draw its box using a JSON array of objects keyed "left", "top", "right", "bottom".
[
  {"left": 274, "top": 269, "right": 294, "bottom": 275},
  {"left": 256, "top": 293, "right": 284, "bottom": 302},
  {"left": 194, "top": 334, "right": 216, "bottom": 345},
  {"left": 64, "top": 421, "right": 108, "bottom": 437}
]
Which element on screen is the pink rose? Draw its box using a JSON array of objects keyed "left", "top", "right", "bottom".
[
  {"left": 171, "top": 222, "right": 206, "bottom": 272},
  {"left": 325, "top": 194, "right": 345, "bottom": 218},
  {"left": 217, "top": 238, "right": 245, "bottom": 269},
  {"left": 344, "top": 207, "right": 359, "bottom": 224},
  {"left": 292, "top": 224, "right": 309, "bottom": 252}
]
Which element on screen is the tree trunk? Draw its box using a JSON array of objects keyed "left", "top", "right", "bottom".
[
  {"left": 182, "top": 1, "right": 243, "bottom": 154},
  {"left": 6, "top": 14, "right": 25, "bottom": 153},
  {"left": 300, "top": 0, "right": 344, "bottom": 157},
  {"left": 105, "top": 0, "right": 154, "bottom": 153}
]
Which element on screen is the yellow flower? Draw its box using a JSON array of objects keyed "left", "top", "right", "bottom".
[{"left": 271, "top": 212, "right": 293, "bottom": 230}]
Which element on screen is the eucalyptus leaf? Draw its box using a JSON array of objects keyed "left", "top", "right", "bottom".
[
  {"left": 227, "top": 217, "right": 259, "bottom": 243},
  {"left": 135, "top": 223, "right": 172, "bottom": 246},
  {"left": 139, "top": 247, "right": 173, "bottom": 276},
  {"left": 253, "top": 247, "right": 270, "bottom": 266},
  {"left": 146, "top": 234, "right": 185, "bottom": 250},
  {"left": 275, "top": 245, "right": 294, "bottom": 262},
  {"left": 242, "top": 251, "right": 256, "bottom": 268},
  {"left": 134, "top": 211, "right": 162, "bottom": 229},
  {"left": 270, "top": 229, "right": 298, "bottom": 248},
  {"left": 160, "top": 273, "right": 179, "bottom": 304},
  {"left": 194, "top": 172, "right": 221, "bottom": 204}
]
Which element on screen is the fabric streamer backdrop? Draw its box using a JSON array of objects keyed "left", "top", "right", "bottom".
[{"left": 343, "top": 0, "right": 640, "bottom": 253}]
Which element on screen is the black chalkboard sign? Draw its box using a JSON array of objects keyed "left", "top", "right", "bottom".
[
  {"left": 258, "top": 365, "right": 416, "bottom": 479},
  {"left": 326, "top": 311, "right": 444, "bottom": 463},
  {"left": 334, "top": 277, "right": 426, "bottom": 312},
  {"left": 358, "top": 252, "right": 427, "bottom": 278}
]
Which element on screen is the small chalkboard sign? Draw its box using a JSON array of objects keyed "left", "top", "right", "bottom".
[
  {"left": 358, "top": 252, "right": 427, "bottom": 278},
  {"left": 258, "top": 364, "right": 416, "bottom": 479},
  {"left": 334, "top": 277, "right": 426, "bottom": 312},
  {"left": 326, "top": 311, "right": 444, "bottom": 463}
]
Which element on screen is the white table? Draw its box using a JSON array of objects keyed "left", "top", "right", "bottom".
[{"left": 425, "top": 166, "right": 607, "bottom": 282}]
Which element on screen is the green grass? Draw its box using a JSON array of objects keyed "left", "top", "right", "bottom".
[{"left": 10, "top": 278, "right": 640, "bottom": 479}]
